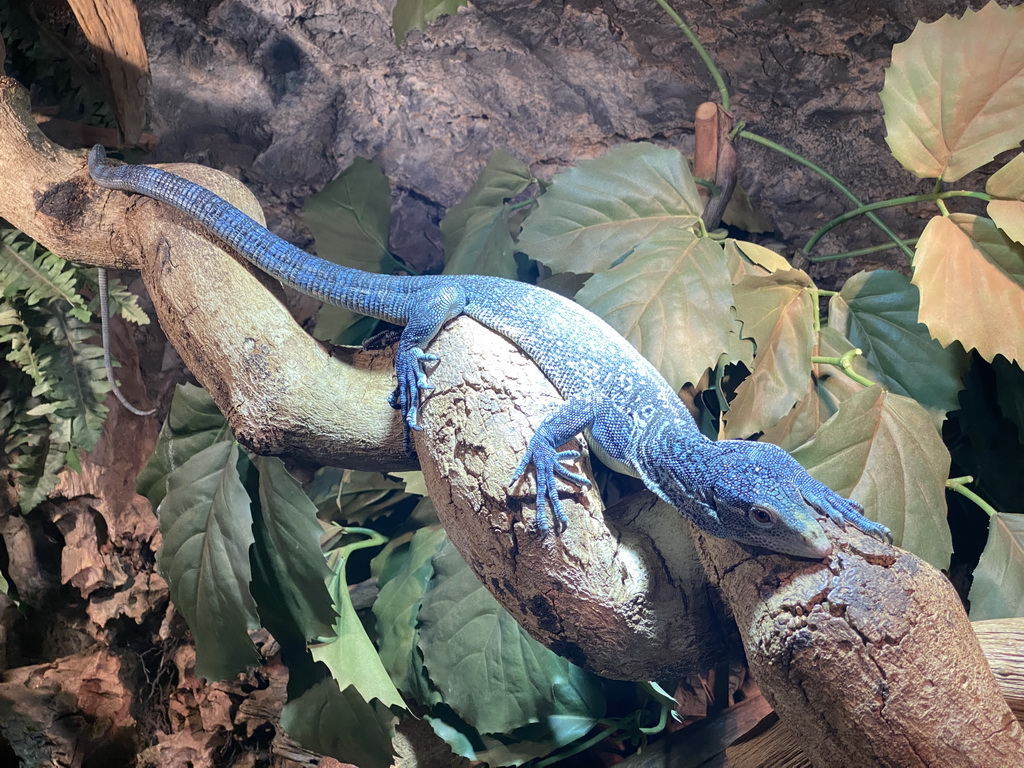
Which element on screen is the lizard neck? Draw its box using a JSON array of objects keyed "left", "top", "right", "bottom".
[{"left": 631, "top": 415, "right": 730, "bottom": 537}]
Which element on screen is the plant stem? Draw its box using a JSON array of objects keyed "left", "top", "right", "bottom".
[
  {"left": 946, "top": 477, "right": 1000, "bottom": 517},
  {"left": 811, "top": 349, "right": 875, "bottom": 387},
  {"left": 653, "top": 0, "right": 731, "bottom": 110},
  {"left": 804, "top": 191, "right": 990, "bottom": 252},
  {"left": 808, "top": 238, "right": 920, "bottom": 263},
  {"left": 738, "top": 130, "right": 916, "bottom": 261}
]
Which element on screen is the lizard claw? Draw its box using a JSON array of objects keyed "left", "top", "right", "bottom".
[
  {"left": 799, "top": 477, "right": 893, "bottom": 544},
  {"left": 392, "top": 345, "right": 440, "bottom": 445},
  {"left": 510, "top": 438, "right": 589, "bottom": 534}
]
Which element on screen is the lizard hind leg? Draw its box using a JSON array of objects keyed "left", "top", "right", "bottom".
[
  {"left": 390, "top": 281, "right": 468, "bottom": 448},
  {"left": 509, "top": 397, "right": 599, "bottom": 534}
]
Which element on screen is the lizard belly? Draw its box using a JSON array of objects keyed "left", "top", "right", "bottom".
[{"left": 584, "top": 430, "right": 640, "bottom": 478}]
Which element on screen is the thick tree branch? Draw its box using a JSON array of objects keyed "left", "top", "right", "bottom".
[{"left": 695, "top": 529, "right": 1024, "bottom": 766}]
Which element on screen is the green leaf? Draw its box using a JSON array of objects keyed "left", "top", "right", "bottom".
[
  {"left": 442, "top": 151, "right": 532, "bottom": 279},
  {"left": 302, "top": 157, "right": 395, "bottom": 274},
  {"left": 790, "top": 386, "right": 953, "bottom": 570},
  {"left": 948, "top": 358, "right": 1024, "bottom": 513},
  {"left": 969, "top": 513, "right": 1024, "bottom": 620},
  {"left": 281, "top": 652, "right": 396, "bottom": 768},
  {"left": 10, "top": 414, "right": 71, "bottom": 513},
  {"left": 994, "top": 356, "right": 1024, "bottom": 444},
  {"left": 880, "top": 2, "right": 1024, "bottom": 181},
  {"left": 0, "top": 231, "right": 90, "bottom": 321},
  {"left": 308, "top": 468, "right": 418, "bottom": 524},
  {"left": 89, "top": 271, "right": 150, "bottom": 325},
  {"left": 137, "top": 384, "right": 231, "bottom": 508},
  {"left": 723, "top": 269, "right": 816, "bottom": 438},
  {"left": 517, "top": 143, "right": 703, "bottom": 275},
  {"left": 417, "top": 540, "right": 605, "bottom": 736},
  {"left": 251, "top": 457, "right": 336, "bottom": 642},
  {"left": 575, "top": 230, "right": 733, "bottom": 389},
  {"left": 312, "top": 305, "right": 380, "bottom": 346},
  {"left": 912, "top": 214, "right": 1024, "bottom": 364},
  {"left": 44, "top": 311, "right": 110, "bottom": 453},
  {"left": 371, "top": 526, "right": 448, "bottom": 693},
  {"left": 829, "top": 270, "right": 967, "bottom": 417},
  {"left": 310, "top": 555, "right": 405, "bottom": 711},
  {"left": 157, "top": 441, "right": 261, "bottom": 680},
  {"left": 392, "top": 0, "right": 470, "bottom": 45}
]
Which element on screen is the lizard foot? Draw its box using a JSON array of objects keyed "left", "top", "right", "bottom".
[
  {"left": 391, "top": 346, "right": 440, "bottom": 451},
  {"left": 510, "top": 440, "right": 591, "bottom": 534},
  {"left": 799, "top": 477, "right": 893, "bottom": 544}
]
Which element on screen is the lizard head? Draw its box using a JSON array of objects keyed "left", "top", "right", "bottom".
[{"left": 638, "top": 439, "right": 838, "bottom": 559}]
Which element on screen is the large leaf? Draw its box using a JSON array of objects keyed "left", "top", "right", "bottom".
[
  {"left": 157, "top": 441, "right": 261, "bottom": 680},
  {"left": 790, "top": 386, "right": 953, "bottom": 570},
  {"left": 442, "top": 151, "right": 532, "bottom": 279},
  {"left": 987, "top": 152, "right": 1024, "bottom": 246},
  {"left": 302, "top": 157, "right": 394, "bottom": 274},
  {"left": 251, "top": 457, "right": 336, "bottom": 642},
  {"left": 994, "top": 356, "right": 1024, "bottom": 444},
  {"left": 371, "top": 526, "right": 448, "bottom": 694},
  {"left": 137, "top": 384, "right": 231, "bottom": 508},
  {"left": 575, "top": 230, "right": 733, "bottom": 389},
  {"left": 880, "top": 2, "right": 1024, "bottom": 182},
  {"left": 723, "top": 268, "right": 816, "bottom": 438},
  {"left": 969, "top": 513, "right": 1024, "bottom": 620},
  {"left": 517, "top": 143, "right": 703, "bottom": 275},
  {"left": 392, "top": 0, "right": 469, "bottom": 45},
  {"left": 829, "top": 270, "right": 967, "bottom": 417},
  {"left": 760, "top": 327, "right": 874, "bottom": 451},
  {"left": 913, "top": 214, "right": 1024, "bottom": 364},
  {"left": 310, "top": 555, "right": 405, "bottom": 711},
  {"left": 417, "top": 540, "right": 605, "bottom": 737},
  {"left": 281, "top": 652, "right": 396, "bottom": 768}
]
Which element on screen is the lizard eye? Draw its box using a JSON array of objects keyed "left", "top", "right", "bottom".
[{"left": 748, "top": 505, "right": 775, "bottom": 527}]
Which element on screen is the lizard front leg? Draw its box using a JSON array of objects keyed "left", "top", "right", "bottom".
[
  {"left": 389, "top": 282, "right": 468, "bottom": 449},
  {"left": 509, "top": 397, "right": 599, "bottom": 533}
]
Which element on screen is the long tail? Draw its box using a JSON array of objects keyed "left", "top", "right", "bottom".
[{"left": 87, "top": 146, "right": 409, "bottom": 322}]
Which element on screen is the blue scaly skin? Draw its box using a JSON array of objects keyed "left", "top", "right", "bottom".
[{"left": 88, "top": 146, "right": 892, "bottom": 559}]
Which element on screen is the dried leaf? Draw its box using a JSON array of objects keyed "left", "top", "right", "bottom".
[
  {"left": 723, "top": 269, "right": 815, "bottom": 437},
  {"left": 880, "top": 2, "right": 1024, "bottom": 181},
  {"left": 913, "top": 214, "right": 1024, "bottom": 364}
]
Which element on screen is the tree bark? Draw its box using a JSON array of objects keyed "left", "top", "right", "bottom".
[{"left": 695, "top": 529, "right": 1024, "bottom": 766}]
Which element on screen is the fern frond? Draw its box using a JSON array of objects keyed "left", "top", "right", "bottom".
[
  {"left": 0, "top": 231, "right": 91, "bottom": 321},
  {"left": 82, "top": 270, "right": 150, "bottom": 325},
  {"left": 0, "top": 305, "right": 55, "bottom": 396},
  {"left": 42, "top": 310, "right": 110, "bottom": 453},
  {"left": 8, "top": 409, "right": 71, "bottom": 513}
]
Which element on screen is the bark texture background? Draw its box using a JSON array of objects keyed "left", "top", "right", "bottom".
[{"left": 136, "top": 0, "right": 983, "bottom": 279}]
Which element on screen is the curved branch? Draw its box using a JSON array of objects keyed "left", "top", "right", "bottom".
[{"left": 694, "top": 528, "right": 1024, "bottom": 765}]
